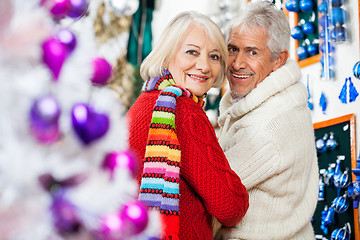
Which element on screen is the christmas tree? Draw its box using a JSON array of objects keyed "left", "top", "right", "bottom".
[{"left": 0, "top": 0, "right": 160, "bottom": 239}]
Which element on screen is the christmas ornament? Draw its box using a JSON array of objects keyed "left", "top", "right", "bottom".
[
  {"left": 297, "top": 46, "right": 308, "bottom": 59},
  {"left": 353, "top": 61, "right": 360, "bottom": 79},
  {"left": 320, "top": 205, "right": 329, "bottom": 234},
  {"left": 316, "top": 133, "right": 328, "bottom": 153},
  {"left": 90, "top": 57, "right": 113, "bottom": 85},
  {"left": 331, "top": 26, "right": 349, "bottom": 42},
  {"left": 302, "top": 22, "right": 316, "bottom": 35},
  {"left": 324, "top": 163, "right": 336, "bottom": 186},
  {"left": 40, "top": 0, "right": 71, "bottom": 20},
  {"left": 319, "top": 92, "right": 327, "bottom": 114},
  {"left": 323, "top": 206, "right": 335, "bottom": 227},
  {"left": 42, "top": 37, "right": 68, "bottom": 81},
  {"left": 318, "top": 1, "right": 328, "bottom": 13},
  {"left": 319, "top": 176, "right": 325, "bottom": 201},
  {"left": 109, "top": 0, "right": 140, "bottom": 17},
  {"left": 330, "top": 223, "right": 351, "bottom": 240},
  {"left": 321, "top": 54, "right": 335, "bottom": 67},
  {"left": 330, "top": 0, "right": 344, "bottom": 7},
  {"left": 326, "top": 132, "right": 338, "bottom": 150},
  {"left": 67, "top": 0, "right": 88, "bottom": 19},
  {"left": 71, "top": 103, "right": 110, "bottom": 145},
  {"left": 348, "top": 152, "right": 360, "bottom": 208},
  {"left": 119, "top": 201, "right": 149, "bottom": 236},
  {"left": 102, "top": 151, "right": 138, "bottom": 179},
  {"left": 348, "top": 77, "right": 359, "bottom": 102},
  {"left": 332, "top": 194, "right": 349, "bottom": 213},
  {"left": 56, "top": 28, "right": 77, "bottom": 54},
  {"left": 320, "top": 42, "right": 336, "bottom": 53},
  {"left": 320, "top": 28, "right": 330, "bottom": 39},
  {"left": 29, "top": 95, "right": 61, "bottom": 144},
  {"left": 319, "top": 15, "right": 330, "bottom": 28},
  {"left": 321, "top": 68, "right": 335, "bottom": 79},
  {"left": 330, "top": 7, "right": 347, "bottom": 25},
  {"left": 291, "top": 26, "right": 305, "bottom": 40},
  {"left": 299, "top": 0, "right": 314, "bottom": 12},
  {"left": 285, "top": 0, "right": 300, "bottom": 12},
  {"left": 307, "top": 44, "right": 317, "bottom": 56}
]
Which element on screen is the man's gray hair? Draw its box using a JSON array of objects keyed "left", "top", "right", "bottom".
[{"left": 226, "top": 0, "right": 290, "bottom": 60}]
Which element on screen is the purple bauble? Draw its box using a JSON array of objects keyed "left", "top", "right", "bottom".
[
  {"left": 90, "top": 57, "right": 113, "bottom": 85},
  {"left": 56, "top": 28, "right": 77, "bottom": 54},
  {"left": 29, "top": 95, "right": 61, "bottom": 143},
  {"left": 67, "top": 0, "right": 88, "bottom": 19},
  {"left": 42, "top": 37, "right": 67, "bottom": 81},
  {"left": 102, "top": 151, "right": 138, "bottom": 179},
  {"left": 71, "top": 103, "right": 110, "bottom": 145},
  {"left": 40, "top": 0, "right": 71, "bottom": 20},
  {"left": 120, "top": 201, "right": 149, "bottom": 236}
]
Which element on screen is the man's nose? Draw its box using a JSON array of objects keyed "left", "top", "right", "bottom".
[{"left": 231, "top": 52, "right": 246, "bottom": 70}]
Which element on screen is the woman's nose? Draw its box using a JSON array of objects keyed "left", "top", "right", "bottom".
[{"left": 196, "top": 55, "right": 210, "bottom": 73}]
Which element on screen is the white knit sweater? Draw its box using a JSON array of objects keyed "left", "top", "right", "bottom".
[{"left": 216, "top": 60, "right": 319, "bottom": 240}]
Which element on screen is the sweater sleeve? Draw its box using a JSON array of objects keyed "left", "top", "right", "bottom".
[{"left": 177, "top": 100, "right": 249, "bottom": 227}]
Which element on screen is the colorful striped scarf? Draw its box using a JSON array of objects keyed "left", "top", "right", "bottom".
[{"left": 138, "top": 69, "right": 205, "bottom": 239}]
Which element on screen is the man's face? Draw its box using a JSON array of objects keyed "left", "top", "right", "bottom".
[{"left": 227, "top": 25, "right": 281, "bottom": 99}]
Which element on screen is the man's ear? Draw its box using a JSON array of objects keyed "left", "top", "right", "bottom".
[{"left": 273, "top": 49, "right": 289, "bottom": 71}]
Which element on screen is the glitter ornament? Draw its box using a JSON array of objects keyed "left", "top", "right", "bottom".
[
  {"left": 71, "top": 103, "right": 110, "bottom": 145},
  {"left": 348, "top": 77, "right": 359, "bottom": 102}
]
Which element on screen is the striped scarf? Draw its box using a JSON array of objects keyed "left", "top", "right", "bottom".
[{"left": 138, "top": 69, "right": 205, "bottom": 239}]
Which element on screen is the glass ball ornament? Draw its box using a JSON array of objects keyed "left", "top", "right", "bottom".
[
  {"left": 326, "top": 132, "right": 338, "bottom": 150},
  {"left": 299, "top": 0, "right": 314, "bottom": 12},
  {"left": 316, "top": 137, "right": 327, "bottom": 153},
  {"left": 332, "top": 195, "right": 349, "bottom": 213},
  {"left": 320, "top": 42, "right": 336, "bottom": 53},
  {"left": 285, "top": 0, "right": 300, "bottom": 12},
  {"left": 321, "top": 55, "right": 336, "bottom": 67},
  {"left": 335, "top": 170, "right": 351, "bottom": 188},
  {"left": 330, "top": 25, "right": 349, "bottom": 42},
  {"left": 330, "top": 224, "right": 351, "bottom": 240},
  {"left": 297, "top": 46, "right": 308, "bottom": 59},
  {"left": 353, "top": 61, "right": 360, "bottom": 79},
  {"left": 319, "top": 15, "right": 330, "bottom": 28},
  {"left": 307, "top": 44, "right": 318, "bottom": 56},
  {"left": 90, "top": 57, "right": 113, "bottom": 85},
  {"left": 318, "top": 1, "right": 328, "bottom": 13},
  {"left": 119, "top": 201, "right": 149, "bottom": 237},
  {"left": 302, "top": 22, "right": 315, "bottom": 35},
  {"left": 319, "top": 28, "right": 330, "bottom": 40},
  {"left": 109, "top": 0, "right": 139, "bottom": 16},
  {"left": 330, "top": 0, "right": 344, "bottom": 7},
  {"left": 330, "top": 7, "right": 348, "bottom": 26},
  {"left": 321, "top": 68, "right": 335, "bottom": 79},
  {"left": 29, "top": 95, "right": 61, "bottom": 144},
  {"left": 291, "top": 26, "right": 305, "bottom": 40},
  {"left": 102, "top": 151, "right": 138, "bottom": 179},
  {"left": 56, "top": 28, "right": 77, "bottom": 54},
  {"left": 67, "top": 0, "right": 88, "bottom": 19},
  {"left": 40, "top": 0, "right": 71, "bottom": 20},
  {"left": 71, "top": 103, "right": 110, "bottom": 145},
  {"left": 98, "top": 212, "right": 125, "bottom": 240}
]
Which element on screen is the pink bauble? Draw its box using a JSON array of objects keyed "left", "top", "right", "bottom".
[
  {"left": 40, "top": 0, "right": 71, "bottom": 20},
  {"left": 90, "top": 57, "right": 112, "bottom": 85},
  {"left": 102, "top": 151, "right": 138, "bottom": 179},
  {"left": 98, "top": 213, "right": 125, "bottom": 240},
  {"left": 120, "top": 201, "right": 149, "bottom": 236},
  {"left": 42, "top": 37, "right": 67, "bottom": 81}
]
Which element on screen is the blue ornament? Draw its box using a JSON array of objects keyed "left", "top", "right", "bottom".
[
  {"left": 306, "top": 75, "right": 313, "bottom": 110},
  {"left": 297, "top": 46, "right": 308, "bottom": 59},
  {"left": 330, "top": 0, "right": 345, "bottom": 7},
  {"left": 291, "top": 26, "right": 305, "bottom": 40},
  {"left": 349, "top": 77, "right": 359, "bottom": 102},
  {"left": 331, "top": 26, "right": 349, "bottom": 42},
  {"left": 319, "top": 28, "right": 330, "bottom": 39},
  {"left": 320, "top": 42, "right": 336, "bottom": 53},
  {"left": 330, "top": 223, "right": 351, "bottom": 240},
  {"left": 285, "top": 0, "right": 300, "bottom": 12},
  {"left": 320, "top": 206, "right": 329, "bottom": 234},
  {"left": 318, "top": 1, "right": 328, "bottom": 13},
  {"left": 347, "top": 181, "right": 360, "bottom": 208},
  {"left": 302, "top": 22, "right": 316, "bottom": 35},
  {"left": 319, "top": 15, "right": 330, "bottom": 28},
  {"left": 299, "top": 0, "right": 314, "bottom": 11},
  {"left": 339, "top": 78, "right": 348, "bottom": 103},
  {"left": 326, "top": 132, "right": 338, "bottom": 150},
  {"left": 319, "top": 177, "right": 325, "bottom": 200},
  {"left": 321, "top": 68, "right": 335, "bottom": 79},
  {"left": 323, "top": 206, "right": 335, "bottom": 226},
  {"left": 330, "top": 7, "right": 348, "bottom": 25},
  {"left": 316, "top": 134, "right": 328, "bottom": 153},
  {"left": 353, "top": 61, "right": 360, "bottom": 79},
  {"left": 307, "top": 44, "right": 317, "bottom": 56},
  {"left": 321, "top": 55, "right": 335, "bottom": 67},
  {"left": 319, "top": 92, "right": 327, "bottom": 113},
  {"left": 332, "top": 195, "right": 349, "bottom": 213}
]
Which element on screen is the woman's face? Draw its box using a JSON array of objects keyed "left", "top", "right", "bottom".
[{"left": 168, "top": 24, "right": 222, "bottom": 96}]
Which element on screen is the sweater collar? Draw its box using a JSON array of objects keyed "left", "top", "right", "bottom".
[{"left": 218, "top": 59, "right": 301, "bottom": 125}]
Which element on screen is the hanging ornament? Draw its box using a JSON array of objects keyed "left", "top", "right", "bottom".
[
  {"left": 338, "top": 78, "right": 348, "bottom": 103},
  {"left": 318, "top": 1, "right": 328, "bottom": 13},
  {"left": 109, "top": 0, "right": 140, "bottom": 17},
  {"left": 320, "top": 42, "right": 336, "bottom": 53},
  {"left": 291, "top": 26, "right": 305, "bottom": 40},
  {"left": 67, "top": 0, "right": 88, "bottom": 19},
  {"left": 316, "top": 133, "right": 328, "bottom": 153},
  {"left": 56, "top": 28, "right": 77, "bottom": 54},
  {"left": 324, "top": 163, "right": 336, "bottom": 186},
  {"left": 320, "top": 205, "right": 329, "bottom": 234},
  {"left": 306, "top": 74, "right": 314, "bottom": 110},
  {"left": 332, "top": 194, "right": 349, "bottom": 213},
  {"left": 331, "top": 26, "right": 349, "bottom": 43},
  {"left": 297, "top": 46, "right": 308, "bottom": 59},
  {"left": 320, "top": 28, "right": 330, "bottom": 39},
  {"left": 323, "top": 206, "right": 335, "bottom": 227},
  {"left": 29, "top": 95, "right": 61, "bottom": 144},
  {"left": 40, "top": 0, "right": 71, "bottom": 20},
  {"left": 348, "top": 77, "right": 359, "bottom": 102},
  {"left": 102, "top": 151, "right": 139, "bottom": 179},
  {"left": 299, "top": 0, "right": 314, "bottom": 12},
  {"left": 285, "top": 0, "right": 300, "bottom": 12},
  {"left": 330, "top": 7, "right": 348, "bottom": 25},
  {"left": 42, "top": 37, "right": 68, "bottom": 81},
  {"left": 330, "top": 223, "right": 351, "bottom": 240},
  {"left": 353, "top": 61, "right": 360, "bottom": 79},
  {"left": 90, "top": 57, "right": 113, "bottom": 86},
  {"left": 302, "top": 22, "right": 316, "bottom": 35},
  {"left": 307, "top": 43, "right": 317, "bottom": 56},
  {"left": 71, "top": 103, "right": 110, "bottom": 145},
  {"left": 319, "top": 92, "right": 327, "bottom": 114},
  {"left": 119, "top": 201, "right": 149, "bottom": 236},
  {"left": 326, "top": 132, "right": 338, "bottom": 150}
]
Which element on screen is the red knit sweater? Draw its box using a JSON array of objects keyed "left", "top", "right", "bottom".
[{"left": 126, "top": 91, "right": 249, "bottom": 240}]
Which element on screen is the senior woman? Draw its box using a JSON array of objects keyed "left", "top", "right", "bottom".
[{"left": 126, "top": 11, "right": 249, "bottom": 240}]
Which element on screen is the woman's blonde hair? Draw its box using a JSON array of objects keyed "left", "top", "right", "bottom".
[{"left": 140, "top": 11, "right": 228, "bottom": 88}]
